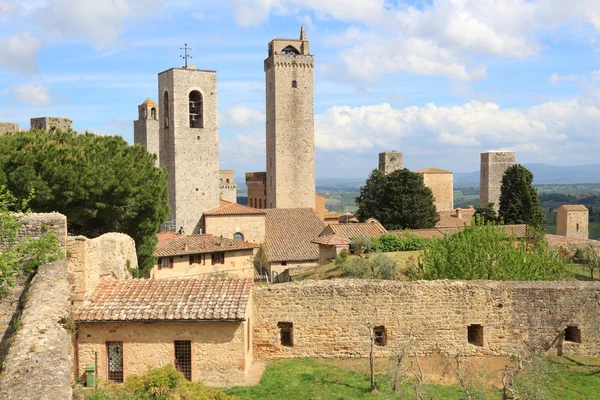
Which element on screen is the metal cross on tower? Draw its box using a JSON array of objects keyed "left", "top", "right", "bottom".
[{"left": 180, "top": 43, "right": 192, "bottom": 68}]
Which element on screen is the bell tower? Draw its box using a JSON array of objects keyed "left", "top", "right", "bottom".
[
  {"left": 158, "top": 66, "right": 220, "bottom": 234},
  {"left": 265, "top": 26, "right": 315, "bottom": 209},
  {"left": 133, "top": 98, "right": 160, "bottom": 167}
]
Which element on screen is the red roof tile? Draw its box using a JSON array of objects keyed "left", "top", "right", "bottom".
[
  {"left": 265, "top": 208, "right": 324, "bottom": 262},
  {"left": 155, "top": 234, "right": 258, "bottom": 257},
  {"left": 320, "top": 222, "right": 387, "bottom": 239},
  {"left": 312, "top": 233, "right": 351, "bottom": 246},
  {"left": 157, "top": 231, "right": 181, "bottom": 243},
  {"left": 74, "top": 277, "right": 251, "bottom": 322},
  {"left": 204, "top": 200, "right": 266, "bottom": 216}
]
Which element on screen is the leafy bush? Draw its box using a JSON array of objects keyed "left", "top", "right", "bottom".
[
  {"left": 86, "top": 365, "right": 237, "bottom": 400},
  {"left": 351, "top": 233, "right": 430, "bottom": 254},
  {"left": 341, "top": 254, "right": 398, "bottom": 280},
  {"left": 414, "top": 220, "right": 568, "bottom": 281},
  {"left": 349, "top": 237, "right": 373, "bottom": 253},
  {"left": 341, "top": 257, "right": 369, "bottom": 278},
  {"left": 333, "top": 250, "right": 349, "bottom": 267}
]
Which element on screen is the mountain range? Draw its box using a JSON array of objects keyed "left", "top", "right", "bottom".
[{"left": 454, "top": 163, "right": 600, "bottom": 185}]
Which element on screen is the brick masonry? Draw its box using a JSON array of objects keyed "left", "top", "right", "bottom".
[{"left": 252, "top": 280, "right": 600, "bottom": 360}]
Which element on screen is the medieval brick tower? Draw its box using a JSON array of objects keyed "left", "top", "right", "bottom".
[
  {"left": 265, "top": 26, "right": 315, "bottom": 209},
  {"left": 133, "top": 98, "right": 160, "bottom": 167},
  {"left": 158, "top": 66, "right": 220, "bottom": 234}
]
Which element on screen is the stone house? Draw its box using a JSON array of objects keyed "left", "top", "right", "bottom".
[
  {"left": 557, "top": 205, "right": 589, "bottom": 239},
  {"left": 311, "top": 233, "right": 350, "bottom": 265},
  {"left": 319, "top": 221, "right": 387, "bottom": 240},
  {"left": 203, "top": 200, "right": 266, "bottom": 244},
  {"left": 74, "top": 277, "right": 253, "bottom": 387},
  {"left": 151, "top": 234, "right": 258, "bottom": 279},
  {"left": 263, "top": 208, "right": 324, "bottom": 281}
]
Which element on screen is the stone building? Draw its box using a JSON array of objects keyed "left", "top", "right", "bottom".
[
  {"left": 0, "top": 122, "right": 19, "bottom": 134},
  {"left": 203, "top": 200, "right": 266, "bottom": 244},
  {"left": 378, "top": 151, "right": 403, "bottom": 174},
  {"left": 158, "top": 66, "right": 220, "bottom": 234},
  {"left": 557, "top": 205, "right": 589, "bottom": 240},
  {"left": 30, "top": 117, "right": 72, "bottom": 131},
  {"left": 133, "top": 98, "right": 160, "bottom": 167},
  {"left": 417, "top": 168, "right": 454, "bottom": 211},
  {"left": 151, "top": 234, "right": 257, "bottom": 279},
  {"left": 74, "top": 277, "right": 253, "bottom": 387},
  {"left": 480, "top": 151, "right": 515, "bottom": 212},
  {"left": 312, "top": 233, "right": 350, "bottom": 265},
  {"left": 246, "top": 172, "right": 266, "bottom": 209},
  {"left": 265, "top": 26, "right": 315, "bottom": 209},
  {"left": 219, "top": 170, "right": 237, "bottom": 203},
  {"left": 320, "top": 221, "right": 387, "bottom": 240}
]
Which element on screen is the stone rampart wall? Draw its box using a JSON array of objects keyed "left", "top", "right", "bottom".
[
  {"left": 253, "top": 280, "right": 600, "bottom": 360},
  {"left": 0, "top": 260, "right": 72, "bottom": 399}
]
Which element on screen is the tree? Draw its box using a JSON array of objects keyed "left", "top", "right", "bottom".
[
  {"left": 498, "top": 165, "right": 544, "bottom": 228},
  {"left": 356, "top": 169, "right": 439, "bottom": 230},
  {"left": 474, "top": 203, "right": 497, "bottom": 223},
  {"left": 0, "top": 130, "right": 169, "bottom": 274},
  {"left": 0, "top": 186, "right": 61, "bottom": 294}
]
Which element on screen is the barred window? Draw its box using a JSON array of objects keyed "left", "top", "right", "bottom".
[
  {"left": 174, "top": 340, "right": 192, "bottom": 381},
  {"left": 106, "top": 341, "right": 123, "bottom": 383}
]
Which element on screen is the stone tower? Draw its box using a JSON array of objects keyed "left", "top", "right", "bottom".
[
  {"left": 378, "top": 151, "right": 403, "bottom": 175},
  {"left": 480, "top": 151, "right": 515, "bottom": 212},
  {"left": 265, "top": 26, "right": 315, "bottom": 209},
  {"left": 557, "top": 205, "right": 589, "bottom": 239},
  {"left": 158, "top": 66, "right": 220, "bottom": 234},
  {"left": 417, "top": 168, "right": 454, "bottom": 210},
  {"left": 133, "top": 98, "right": 160, "bottom": 167}
]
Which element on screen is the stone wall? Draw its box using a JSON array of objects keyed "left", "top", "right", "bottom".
[
  {"left": 204, "top": 214, "right": 266, "bottom": 244},
  {"left": 0, "top": 122, "right": 19, "bottom": 134},
  {"left": 67, "top": 233, "right": 136, "bottom": 303},
  {"left": 150, "top": 249, "right": 255, "bottom": 279},
  {"left": 378, "top": 151, "right": 403, "bottom": 175},
  {"left": 30, "top": 117, "right": 73, "bottom": 132},
  {"left": 0, "top": 260, "right": 72, "bottom": 400},
  {"left": 253, "top": 280, "right": 600, "bottom": 360},
  {"left": 419, "top": 170, "right": 454, "bottom": 210},
  {"left": 557, "top": 207, "right": 589, "bottom": 239}
]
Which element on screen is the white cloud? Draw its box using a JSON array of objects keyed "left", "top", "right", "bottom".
[
  {"left": 221, "top": 106, "right": 265, "bottom": 127},
  {"left": 549, "top": 73, "right": 581, "bottom": 85},
  {"left": 10, "top": 84, "right": 52, "bottom": 105},
  {"left": 0, "top": 0, "right": 17, "bottom": 16},
  {"left": 0, "top": 31, "right": 42, "bottom": 74}
]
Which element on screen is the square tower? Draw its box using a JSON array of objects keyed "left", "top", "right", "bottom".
[
  {"left": 378, "top": 151, "right": 403, "bottom": 175},
  {"left": 219, "top": 170, "right": 238, "bottom": 203},
  {"left": 480, "top": 151, "right": 515, "bottom": 212},
  {"left": 265, "top": 26, "right": 315, "bottom": 209},
  {"left": 158, "top": 67, "right": 220, "bottom": 234},
  {"left": 0, "top": 122, "right": 19, "bottom": 135},
  {"left": 133, "top": 98, "right": 160, "bottom": 167},
  {"left": 30, "top": 117, "right": 72, "bottom": 131},
  {"left": 557, "top": 205, "right": 589, "bottom": 239},
  {"left": 417, "top": 168, "right": 454, "bottom": 210}
]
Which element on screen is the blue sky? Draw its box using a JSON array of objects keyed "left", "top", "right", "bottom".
[{"left": 1, "top": 0, "right": 600, "bottom": 179}]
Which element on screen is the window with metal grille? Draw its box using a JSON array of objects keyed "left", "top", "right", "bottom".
[
  {"left": 211, "top": 252, "right": 225, "bottom": 265},
  {"left": 106, "top": 341, "right": 123, "bottom": 383},
  {"left": 278, "top": 322, "right": 293, "bottom": 347},
  {"left": 373, "top": 326, "right": 387, "bottom": 346},
  {"left": 174, "top": 340, "right": 192, "bottom": 381}
]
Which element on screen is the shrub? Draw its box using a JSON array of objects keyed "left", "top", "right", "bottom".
[
  {"left": 370, "top": 254, "right": 397, "bottom": 280},
  {"left": 333, "top": 250, "right": 349, "bottom": 267},
  {"left": 341, "top": 257, "right": 369, "bottom": 278},
  {"left": 349, "top": 237, "right": 373, "bottom": 253}
]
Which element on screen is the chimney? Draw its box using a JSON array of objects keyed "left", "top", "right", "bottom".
[{"left": 220, "top": 235, "right": 223, "bottom": 246}]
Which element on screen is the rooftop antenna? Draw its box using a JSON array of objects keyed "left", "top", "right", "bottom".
[{"left": 180, "top": 43, "right": 192, "bottom": 68}]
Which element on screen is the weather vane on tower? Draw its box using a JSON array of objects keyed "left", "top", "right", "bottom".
[{"left": 180, "top": 43, "right": 192, "bottom": 68}]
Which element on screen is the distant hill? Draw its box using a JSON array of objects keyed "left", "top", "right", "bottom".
[{"left": 454, "top": 163, "right": 600, "bottom": 186}]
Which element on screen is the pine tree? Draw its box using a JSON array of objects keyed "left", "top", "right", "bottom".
[
  {"left": 498, "top": 164, "right": 544, "bottom": 227},
  {"left": 356, "top": 169, "right": 439, "bottom": 230}
]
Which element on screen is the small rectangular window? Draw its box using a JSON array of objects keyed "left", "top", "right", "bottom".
[
  {"left": 160, "top": 258, "right": 172, "bottom": 270},
  {"left": 174, "top": 340, "right": 192, "bottom": 381},
  {"left": 106, "top": 341, "right": 124, "bottom": 383},
  {"left": 373, "top": 326, "right": 387, "bottom": 346},
  {"left": 189, "top": 254, "right": 202, "bottom": 265},
  {"left": 278, "top": 322, "right": 293, "bottom": 347},
  {"left": 565, "top": 326, "right": 581, "bottom": 343},
  {"left": 292, "top": 80, "right": 297, "bottom": 88},
  {"left": 467, "top": 324, "right": 483, "bottom": 346},
  {"left": 281, "top": 261, "right": 287, "bottom": 266},
  {"left": 211, "top": 252, "right": 225, "bottom": 265}
]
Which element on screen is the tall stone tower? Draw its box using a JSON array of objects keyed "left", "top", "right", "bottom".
[
  {"left": 378, "top": 151, "right": 403, "bottom": 175},
  {"left": 158, "top": 66, "right": 220, "bottom": 234},
  {"left": 134, "top": 98, "right": 160, "bottom": 167},
  {"left": 480, "top": 151, "right": 515, "bottom": 212},
  {"left": 265, "top": 26, "right": 315, "bottom": 209}
]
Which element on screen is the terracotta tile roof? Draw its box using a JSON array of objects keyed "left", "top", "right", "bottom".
[
  {"left": 416, "top": 167, "right": 452, "bottom": 174},
  {"left": 558, "top": 205, "right": 589, "bottom": 211},
  {"left": 545, "top": 234, "right": 598, "bottom": 245},
  {"left": 436, "top": 208, "right": 476, "bottom": 228},
  {"left": 155, "top": 234, "right": 258, "bottom": 257},
  {"left": 320, "top": 222, "right": 387, "bottom": 239},
  {"left": 312, "top": 233, "right": 351, "bottom": 246},
  {"left": 204, "top": 200, "right": 266, "bottom": 216},
  {"left": 389, "top": 229, "right": 444, "bottom": 239},
  {"left": 157, "top": 231, "right": 181, "bottom": 243},
  {"left": 389, "top": 224, "right": 528, "bottom": 240},
  {"left": 265, "top": 208, "right": 324, "bottom": 262},
  {"left": 74, "top": 277, "right": 251, "bottom": 322},
  {"left": 141, "top": 97, "right": 157, "bottom": 106}
]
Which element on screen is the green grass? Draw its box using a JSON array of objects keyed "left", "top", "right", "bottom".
[{"left": 228, "top": 358, "right": 600, "bottom": 400}]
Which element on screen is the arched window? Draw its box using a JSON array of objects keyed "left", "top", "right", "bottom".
[
  {"left": 226, "top": 179, "right": 230, "bottom": 184},
  {"left": 281, "top": 45, "right": 300, "bottom": 55},
  {"left": 292, "top": 80, "right": 297, "bottom": 88},
  {"left": 233, "top": 232, "right": 244, "bottom": 241},
  {"left": 163, "top": 91, "right": 170, "bottom": 128},
  {"left": 189, "top": 90, "right": 203, "bottom": 128},
  {"left": 151, "top": 108, "right": 157, "bottom": 119}
]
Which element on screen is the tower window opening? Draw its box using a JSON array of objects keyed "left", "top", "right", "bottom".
[
  {"left": 467, "top": 324, "right": 483, "bottom": 346},
  {"left": 141, "top": 108, "right": 147, "bottom": 119},
  {"left": 281, "top": 45, "right": 300, "bottom": 55},
  {"left": 576, "top": 223, "right": 580, "bottom": 232},
  {"left": 189, "top": 90, "right": 204, "bottom": 129},
  {"left": 163, "top": 91, "right": 170, "bottom": 128},
  {"left": 292, "top": 80, "right": 297, "bottom": 88},
  {"left": 565, "top": 326, "right": 581, "bottom": 343},
  {"left": 278, "top": 322, "right": 293, "bottom": 346},
  {"left": 151, "top": 107, "right": 157, "bottom": 119}
]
